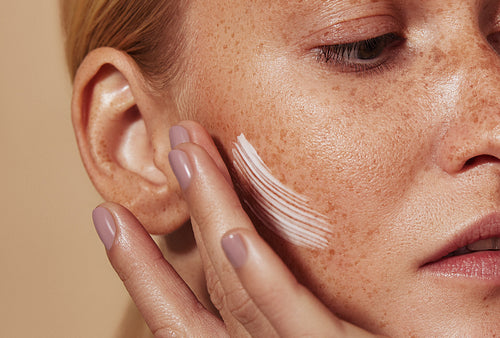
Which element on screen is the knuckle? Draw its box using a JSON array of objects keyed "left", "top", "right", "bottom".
[
  {"left": 206, "top": 276, "right": 261, "bottom": 328},
  {"left": 207, "top": 277, "right": 225, "bottom": 310},
  {"left": 226, "top": 292, "right": 260, "bottom": 327}
]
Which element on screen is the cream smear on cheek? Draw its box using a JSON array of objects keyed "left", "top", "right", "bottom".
[{"left": 232, "top": 134, "right": 333, "bottom": 249}]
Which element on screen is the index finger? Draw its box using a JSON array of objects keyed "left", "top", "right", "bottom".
[
  {"left": 168, "top": 123, "right": 378, "bottom": 337},
  {"left": 169, "top": 124, "right": 277, "bottom": 336}
]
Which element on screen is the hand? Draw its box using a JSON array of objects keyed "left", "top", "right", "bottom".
[{"left": 91, "top": 121, "right": 378, "bottom": 337}]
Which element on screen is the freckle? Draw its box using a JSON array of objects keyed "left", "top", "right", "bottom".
[{"left": 431, "top": 46, "right": 447, "bottom": 63}]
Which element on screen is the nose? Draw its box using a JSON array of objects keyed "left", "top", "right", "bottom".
[{"left": 435, "top": 36, "right": 500, "bottom": 175}]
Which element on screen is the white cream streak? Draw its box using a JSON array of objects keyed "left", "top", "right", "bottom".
[{"left": 232, "top": 134, "right": 333, "bottom": 249}]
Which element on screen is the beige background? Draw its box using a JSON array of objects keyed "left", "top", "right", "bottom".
[{"left": 0, "top": 1, "right": 129, "bottom": 337}]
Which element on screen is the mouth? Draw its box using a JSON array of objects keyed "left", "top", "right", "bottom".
[
  {"left": 442, "top": 237, "right": 500, "bottom": 258},
  {"left": 421, "top": 213, "right": 500, "bottom": 281}
]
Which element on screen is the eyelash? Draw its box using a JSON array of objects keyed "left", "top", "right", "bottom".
[{"left": 316, "top": 33, "right": 404, "bottom": 73}]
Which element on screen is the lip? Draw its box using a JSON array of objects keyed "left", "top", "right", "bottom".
[{"left": 421, "top": 212, "right": 500, "bottom": 280}]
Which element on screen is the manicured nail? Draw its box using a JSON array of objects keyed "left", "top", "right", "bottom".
[
  {"left": 169, "top": 125, "right": 190, "bottom": 149},
  {"left": 222, "top": 233, "right": 247, "bottom": 268},
  {"left": 92, "top": 207, "right": 116, "bottom": 251},
  {"left": 168, "top": 149, "right": 193, "bottom": 190}
]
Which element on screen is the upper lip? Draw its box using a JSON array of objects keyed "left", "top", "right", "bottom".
[{"left": 422, "top": 212, "right": 500, "bottom": 266}]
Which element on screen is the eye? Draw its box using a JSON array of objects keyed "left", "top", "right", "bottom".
[{"left": 317, "top": 33, "right": 404, "bottom": 73}]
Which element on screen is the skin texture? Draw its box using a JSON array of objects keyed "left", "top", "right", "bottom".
[
  {"left": 72, "top": 0, "right": 500, "bottom": 336},
  {"left": 176, "top": 0, "right": 500, "bottom": 335},
  {"left": 232, "top": 133, "right": 333, "bottom": 249}
]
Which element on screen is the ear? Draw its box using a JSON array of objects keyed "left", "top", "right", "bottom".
[{"left": 72, "top": 47, "right": 188, "bottom": 234}]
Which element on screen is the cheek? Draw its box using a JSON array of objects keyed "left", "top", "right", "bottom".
[
  {"left": 232, "top": 133, "right": 333, "bottom": 249},
  {"left": 189, "top": 56, "right": 433, "bottom": 256},
  {"left": 188, "top": 72, "right": 439, "bottom": 330},
  {"left": 184, "top": 20, "right": 436, "bottom": 319}
]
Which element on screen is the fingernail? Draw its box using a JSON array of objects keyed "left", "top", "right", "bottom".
[
  {"left": 169, "top": 125, "right": 190, "bottom": 149},
  {"left": 92, "top": 207, "right": 116, "bottom": 251},
  {"left": 168, "top": 149, "right": 193, "bottom": 190},
  {"left": 222, "top": 233, "right": 247, "bottom": 268}
]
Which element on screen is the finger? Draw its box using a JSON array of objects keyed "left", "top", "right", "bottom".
[
  {"left": 169, "top": 124, "right": 379, "bottom": 337},
  {"left": 170, "top": 121, "right": 262, "bottom": 335},
  {"left": 168, "top": 131, "right": 277, "bottom": 336},
  {"left": 91, "top": 202, "right": 227, "bottom": 337},
  {"left": 172, "top": 120, "right": 233, "bottom": 185},
  {"left": 222, "top": 229, "right": 378, "bottom": 337}
]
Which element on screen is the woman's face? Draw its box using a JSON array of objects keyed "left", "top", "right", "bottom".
[{"left": 172, "top": 0, "right": 500, "bottom": 335}]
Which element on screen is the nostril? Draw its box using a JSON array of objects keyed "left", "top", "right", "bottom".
[{"left": 463, "top": 155, "right": 500, "bottom": 171}]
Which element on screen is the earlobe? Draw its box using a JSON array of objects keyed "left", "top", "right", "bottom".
[{"left": 72, "top": 48, "right": 189, "bottom": 234}]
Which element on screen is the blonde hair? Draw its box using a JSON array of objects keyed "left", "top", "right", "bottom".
[{"left": 60, "top": 0, "right": 187, "bottom": 88}]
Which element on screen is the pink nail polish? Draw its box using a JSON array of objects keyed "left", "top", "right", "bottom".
[
  {"left": 168, "top": 149, "right": 193, "bottom": 190},
  {"left": 222, "top": 233, "right": 247, "bottom": 268},
  {"left": 92, "top": 207, "right": 116, "bottom": 251},
  {"left": 169, "top": 125, "right": 190, "bottom": 149}
]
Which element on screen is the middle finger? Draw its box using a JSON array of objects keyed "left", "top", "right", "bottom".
[{"left": 169, "top": 125, "right": 277, "bottom": 336}]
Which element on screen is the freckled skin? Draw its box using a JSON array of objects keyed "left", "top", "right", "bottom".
[{"left": 167, "top": 0, "right": 500, "bottom": 336}]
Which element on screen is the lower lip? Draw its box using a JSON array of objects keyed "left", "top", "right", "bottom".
[{"left": 422, "top": 251, "right": 500, "bottom": 281}]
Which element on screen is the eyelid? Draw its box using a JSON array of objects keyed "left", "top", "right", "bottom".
[
  {"left": 317, "top": 33, "right": 405, "bottom": 74},
  {"left": 299, "top": 15, "right": 404, "bottom": 50},
  {"left": 322, "top": 33, "right": 404, "bottom": 60}
]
